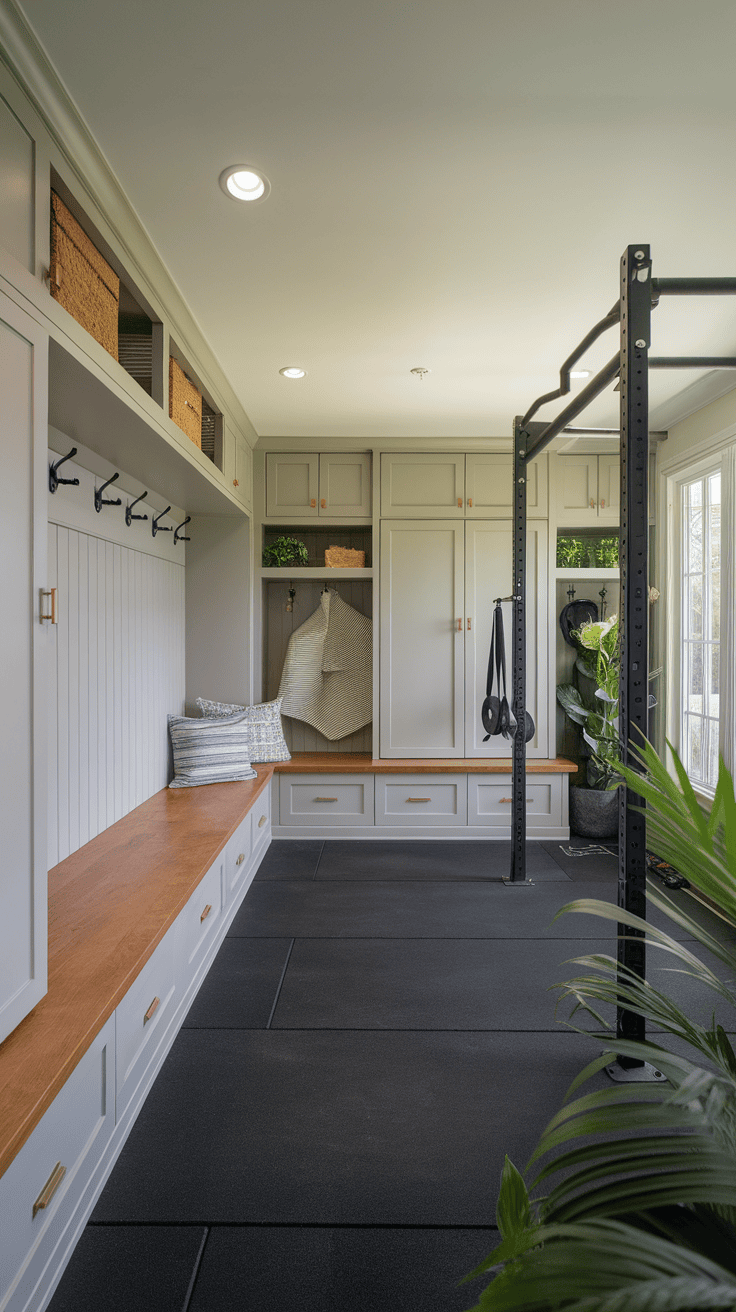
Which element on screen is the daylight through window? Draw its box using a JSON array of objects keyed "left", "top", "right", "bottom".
[{"left": 681, "top": 470, "right": 721, "bottom": 792}]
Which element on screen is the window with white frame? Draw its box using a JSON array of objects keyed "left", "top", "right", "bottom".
[{"left": 680, "top": 468, "right": 721, "bottom": 792}]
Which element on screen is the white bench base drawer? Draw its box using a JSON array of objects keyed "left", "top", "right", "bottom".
[
  {"left": 115, "top": 931, "right": 176, "bottom": 1117},
  {"left": 0, "top": 1018, "right": 114, "bottom": 1312},
  {"left": 469, "top": 775, "right": 564, "bottom": 828},
  {"left": 376, "top": 774, "right": 467, "bottom": 826},
  {"left": 251, "top": 783, "right": 271, "bottom": 855},
  {"left": 278, "top": 774, "right": 374, "bottom": 827}
]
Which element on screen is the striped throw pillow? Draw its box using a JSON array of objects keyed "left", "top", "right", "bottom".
[
  {"left": 195, "top": 696, "right": 291, "bottom": 763},
  {"left": 168, "top": 713, "right": 257, "bottom": 788}
]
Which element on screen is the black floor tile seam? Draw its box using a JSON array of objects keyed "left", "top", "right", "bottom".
[
  {"left": 88, "top": 1219, "right": 500, "bottom": 1232},
  {"left": 309, "top": 839, "right": 326, "bottom": 878},
  {"left": 266, "top": 937, "right": 295, "bottom": 1028},
  {"left": 182, "top": 1228, "right": 210, "bottom": 1312}
]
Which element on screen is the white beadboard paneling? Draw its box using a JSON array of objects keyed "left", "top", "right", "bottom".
[
  {"left": 49, "top": 526, "right": 185, "bottom": 864},
  {"left": 264, "top": 579, "right": 373, "bottom": 754}
]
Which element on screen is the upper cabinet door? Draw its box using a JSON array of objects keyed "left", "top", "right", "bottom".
[
  {"left": 465, "top": 454, "right": 512, "bottom": 515},
  {"left": 233, "top": 435, "right": 252, "bottom": 508},
  {"left": 597, "top": 453, "right": 620, "bottom": 520},
  {"left": 266, "top": 453, "right": 319, "bottom": 517},
  {"left": 556, "top": 454, "right": 600, "bottom": 524},
  {"left": 319, "top": 453, "right": 371, "bottom": 517},
  {"left": 0, "top": 93, "right": 35, "bottom": 273},
  {"left": 381, "top": 453, "right": 465, "bottom": 517},
  {"left": 0, "top": 293, "right": 48, "bottom": 1043}
]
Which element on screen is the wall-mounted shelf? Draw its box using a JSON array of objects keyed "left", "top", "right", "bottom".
[
  {"left": 555, "top": 568, "right": 619, "bottom": 580},
  {"left": 260, "top": 567, "right": 375, "bottom": 580}
]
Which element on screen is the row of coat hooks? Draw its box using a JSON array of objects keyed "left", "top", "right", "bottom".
[{"left": 49, "top": 448, "right": 191, "bottom": 544}]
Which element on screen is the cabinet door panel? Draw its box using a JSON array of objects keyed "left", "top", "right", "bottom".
[
  {"left": 465, "top": 521, "right": 548, "bottom": 757},
  {"left": 380, "top": 521, "right": 464, "bottom": 756},
  {"left": 381, "top": 454, "right": 465, "bottom": 517},
  {"left": 465, "top": 454, "right": 512, "bottom": 514},
  {"left": 0, "top": 296, "right": 48, "bottom": 1043},
  {"left": 0, "top": 93, "right": 34, "bottom": 272},
  {"left": 597, "top": 453, "right": 620, "bottom": 519},
  {"left": 557, "top": 455, "right": 599, "bottom": 524},
  {"left": 266, "top": 453, "right": 319, "bottom": 517},
  {"left": 319, "top": 453, "right": 371, "bottom": 516},
  {"left": 234, "top": 435, "right": 252, "bottom": 507}
]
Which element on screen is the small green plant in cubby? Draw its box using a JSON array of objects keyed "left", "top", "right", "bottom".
[{"left": 262, "top": 536, "right": 309, "bottom": 568}]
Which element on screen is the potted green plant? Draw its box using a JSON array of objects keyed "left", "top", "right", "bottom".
[
  {"left": 556, "top": 615, "right": 621, "bottom": 838},
  {"left": 261, "top": 535, "right": 309, "bottom": 568},
  {"left": 463, "top": 739, "right": 736, "bottom": 1311}
]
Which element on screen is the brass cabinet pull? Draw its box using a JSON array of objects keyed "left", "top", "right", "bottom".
[
  {"left": 235, "top": 852, "right": 245, "bottom": 866},
  {"left": 456, "top": 618, "right": 462, "bottom": 631},
  {"left": 258, "top": 814, "right": 267, "bottom": 827},
  {"left": 321, "top": 498, "right": 326, "bottom": 508},
  {"left": 200, "top": 903, "right": 212, "bottom": 923},
  {"left": 589, "top": 498, "right": 596, "bottom": 508},
  {"left": 499, "top": 797, "right": 534, "bottom": 805},
  {"left": 41, "top": 587, "right": 57, "bottom": 624},
  {"left": 407, "top": 797, "right": 430, "bottom": 803},
  {"left": 467, "top": 497, "right": 473, "bottom": 507},
  {"left": 310, "top": 498, "right": 316, "bottom": 507},
  {"left": 233, "top": 478, "right": 239, "bottom": 487},
  {"left": 457, "top": 497, "right": 462, "bottom": 507},
  {"left": 314, "top": 797, "right": 337, "bottom": 802},
  {"left": 600, "top": 498, "right": 605, "bottom": 508},
  {"left": 33, "top": 1162, "right": 66, "bottom": 1219},
  {"left": 143, "top": 996, "right": 160, "bottom": 1024},
  {"left": 467, "top": 617, "right": 471, "bottom": 630}
]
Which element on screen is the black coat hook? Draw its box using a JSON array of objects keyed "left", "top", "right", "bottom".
[
  {"left": 94, "top": 472, "right": 121, "bottom": 513},
  {"left": 174, "top": 516, "right": 191, "bottom": 544},
  {"left": 125, "top": 490, "right": 148, "bottom": 526},
  {"left": 49, "top": 448, "right": 79, "bottom": 494},
  {"left": 152, "top": 506, "right": 173, "bottom": 538}
]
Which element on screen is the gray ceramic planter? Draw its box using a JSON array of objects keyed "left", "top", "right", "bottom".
[{"left": 569, "top": 785, "right": 619, "bottom": 839}]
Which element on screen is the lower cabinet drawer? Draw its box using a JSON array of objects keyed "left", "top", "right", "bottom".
[
  {"left": 375, "top": 774, "right": 467, "bottom": 826},
  {"left": 251, "top": 783, "right": 271, "bottom": 849},
  {"left": 468, "top": 775, "right": 563, "bottom": 828},
  {"left": 175, "top": 860, "right": 223, "bottom": 989},
  {"left": 223, "top": 816, "right": 252, "bottom": 903},
  {"left": 0, "top": 1017, "right": 114, "bottom": 1311},
  {"left": 278, "top": 774, "right": 375, "bottom": 827},
  {"left": 115, "top": 930, "right": 176, "bottom": 1115}
]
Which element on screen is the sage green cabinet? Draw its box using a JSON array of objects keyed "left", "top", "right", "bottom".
[
  {"left": 381, "top": 452, "right": 547, "bottom": 518},
  {"left": 556, "top": 453, "right": 619, "bottom": 524},
  {"left": 266, "top": 452, "right": 371, "bottom": 519}
]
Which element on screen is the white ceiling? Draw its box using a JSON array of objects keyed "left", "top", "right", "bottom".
[{"left": 16, "top": 0, "right": 736, "bottom": 438}]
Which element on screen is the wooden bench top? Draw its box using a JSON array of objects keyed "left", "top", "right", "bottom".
[
  {"left": 275, "top": 753, "right": 578, "bottom": 774},
  {"left": 0, "top": 767, "right": 273, "bottom": 1180}
]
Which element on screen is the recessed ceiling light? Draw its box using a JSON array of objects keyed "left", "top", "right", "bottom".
[
  {"left": 570, "top": 369, "right": 591, "bottom": 379},
  {"left": 219, "top": 165, "right": 270, "bottom": 203},
  {"left": 279, "top": 367, "right": 306, "bottom": 379}
]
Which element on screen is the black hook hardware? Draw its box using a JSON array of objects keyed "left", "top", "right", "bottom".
[
  {"left": 173, "top": 516, "right": 191, "bottom": 544},
  {"left": 125, "top": 490, "right": 148, "bottom": 526},
  {"left": 49, "top": 448, "right": 79, "bottom": 494},
  {"left": 94, "top": 472, "right": 121, "bottom": 513},
  {"left": 152, "top": 506, "right": 173, "bottom": 538}
]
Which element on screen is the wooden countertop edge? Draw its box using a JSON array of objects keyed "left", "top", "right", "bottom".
[
  {"left": 275, "top": 755, "right": 578, "bottom": 774},
  {"left": 0, "top": 766, "right": 274, "bottom": 1180}
]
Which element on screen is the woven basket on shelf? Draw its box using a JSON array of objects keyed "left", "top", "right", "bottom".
[
  {"left": 325, "top": 546, "right": 366, "bottom": 568},
  {"left": 169, "top": 357, "right": 202, "bottom": 448},
  {"left": 49, "top": 191, "right": 119, "bottom": 360}
]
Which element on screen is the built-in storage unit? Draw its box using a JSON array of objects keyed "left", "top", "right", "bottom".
[
  {"left": 380, "top": 452, "right": 548, "bottom": 517},
  {"left": 266, "top": 452, "right": 371, "bottom": 518}
]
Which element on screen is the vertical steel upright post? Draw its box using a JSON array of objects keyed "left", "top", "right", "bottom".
[
  {"left": 616, "top": 245, "right": 651, "bottom": 1059},
  {"left": 507, "top": 417, "right": 528, "bottom": 883}
]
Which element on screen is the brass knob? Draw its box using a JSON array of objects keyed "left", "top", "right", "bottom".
[{"left": 233, "top": 478, "right": 239, "bottom": 487}]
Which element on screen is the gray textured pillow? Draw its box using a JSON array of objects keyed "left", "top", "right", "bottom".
[
  {"left": 195, "top": 696, "right": 291, "bottom": 763},
  {"left": 168, "top": 713, "right": 257, "bottom": 788}
]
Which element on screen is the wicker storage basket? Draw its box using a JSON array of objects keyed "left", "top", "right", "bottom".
[
  {"left": 325, "top": 546, "right": 366, "bottom": 568},
  {"left": 169, "top": 357, "right": 202, "bottom": 448},
  {"left": 50, "top": 191, "right": 119, "bottom": 360}
]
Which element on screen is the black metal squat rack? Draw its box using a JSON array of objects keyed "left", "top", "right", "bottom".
[{"left": 509, "top": 244, "right": 736, "bottom": 1060}]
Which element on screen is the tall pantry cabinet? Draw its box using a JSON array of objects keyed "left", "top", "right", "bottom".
[
  {"left": 379, "top": 454, "right": 548, "bottom": 759},
  {"left": 0, "top": 292, "right": 49, "bottom": 1043}
]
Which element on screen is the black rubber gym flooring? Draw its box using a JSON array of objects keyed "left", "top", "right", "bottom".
[{"left": 49, "top": 838, "right": 728, "bottom": 1311}]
